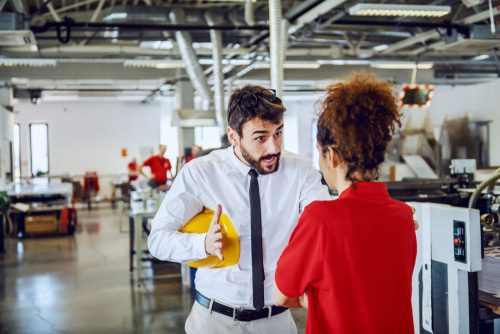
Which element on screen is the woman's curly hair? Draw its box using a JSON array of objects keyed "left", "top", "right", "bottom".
[{"left": 317, "top": 71, "right": 401, "bottom": 183}]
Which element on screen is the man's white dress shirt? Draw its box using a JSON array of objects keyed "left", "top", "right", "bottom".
[{"left": 148, "top": 146, "right": 329, "bottom": 308}]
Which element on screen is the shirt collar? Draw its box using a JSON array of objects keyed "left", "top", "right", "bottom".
[
  {"left": 226, "top": 146, "right": 253, "bottom": 176},
  {"left": 338, "top": 182, "right": 390, "bottom": 200}
]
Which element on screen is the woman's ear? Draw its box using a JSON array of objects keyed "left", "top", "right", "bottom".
[{"left": 328, "top": 146, "right": 341, "bottom": 168}]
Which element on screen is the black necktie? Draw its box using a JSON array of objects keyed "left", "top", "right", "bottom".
[{"left": 249, "top": 169, "right": 264, "bottom": 310}]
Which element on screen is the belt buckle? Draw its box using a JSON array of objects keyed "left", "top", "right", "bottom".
[{"left": 232, "top": 307, "right": 244, "bottom": 321}]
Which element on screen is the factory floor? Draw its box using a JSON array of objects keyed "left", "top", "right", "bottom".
[{"left": 0, "top": 207, "right": 307, "bottom": 333}]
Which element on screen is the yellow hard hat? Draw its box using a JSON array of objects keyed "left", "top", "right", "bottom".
[{"left": 180, "top": 208, "right": 240, "bottom": 268}]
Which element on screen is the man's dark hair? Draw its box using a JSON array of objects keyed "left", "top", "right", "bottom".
[{"left": 227, "top": 85, "right": 285, "bottom": 136}]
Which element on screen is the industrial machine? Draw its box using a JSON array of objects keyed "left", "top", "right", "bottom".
[
  {"left": 7, "top": 182, "right": 77, "bottom": 237},
  {"left": 387, "top": 164, "right": 500, "bottom": 333},
  {"left": 411, "top": 203, "right": 482, "bottom": 334}
]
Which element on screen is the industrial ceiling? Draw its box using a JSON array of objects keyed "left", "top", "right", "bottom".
[{"left": 0, "top": 0, "right": 499, "bottom": 100}]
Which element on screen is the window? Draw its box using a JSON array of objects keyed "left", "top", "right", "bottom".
[
  {"left": 13, "top": 123, "right": 21, "bottom": 180},
  {"left": 29, "top": 123, "right": 49, "bottom": 176},
  {"left": 195, "top": 126, "right": 221, "bottom": 149}
]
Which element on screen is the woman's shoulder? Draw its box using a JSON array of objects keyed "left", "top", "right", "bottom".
[
  {"left": 303, "top": 199, "right": 343, "bottom": 219},
  {"left": 389, "top": 198, "right": 414, "bottom": 215}
]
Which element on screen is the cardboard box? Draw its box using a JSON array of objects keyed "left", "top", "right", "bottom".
[{"left": 25, "top": 215, "right": 58, "bottom": 234}]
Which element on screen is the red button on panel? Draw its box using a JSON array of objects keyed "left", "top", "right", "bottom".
[{"left": 454, "top": 238, "right": 461, "bottom": 246}]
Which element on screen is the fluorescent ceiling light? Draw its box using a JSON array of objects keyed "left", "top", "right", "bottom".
[
  {"left": 197, "top": 58, "right": 252, "bottom": 66},
  {"left": 254, "top": 62, "right": 321, "bottom": 70},
  {"left": 139, "top": 41, "right": 174, "bottom": 49},
  {"left": 370, "top": 62, "right": 433, "bottom": 70},
  {"left": 317, "top": 59, "right": 370, "bottom": 66},
  {"left": 372, "top": 44, "right": 389, "bottom": 52},
  {"left": 0, "top": 59, "right": 57, "bottom": 67},
  {"left": 103, "top": 13, "right": 127, "bottom": 21},
  {"left": 349, "top": 4, "right": 451, "bottom": 17},
  {"left": 103, "top": 30, "right": 119, "bottom": 38},
  {"left": 472, "top": 54, "right": 490, "bottom": 61},
  {"left": 192, "top": 42, "right": 213, "bottom": 49},
  {"left": 123, "top": 60, "right": 185, "bottom": 68}
]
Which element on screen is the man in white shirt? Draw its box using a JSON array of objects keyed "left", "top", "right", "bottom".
[{"left": 148, "top": 85, "right": 330, "bottom": 333}]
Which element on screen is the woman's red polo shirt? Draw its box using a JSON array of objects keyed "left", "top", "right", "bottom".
[{"left": 275, "top": 182, "right": 416, "bottom": 334}]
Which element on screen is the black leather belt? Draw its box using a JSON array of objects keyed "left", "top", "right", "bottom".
[{"left": 195, "top": 290, "right": 288, "bottom": 322}]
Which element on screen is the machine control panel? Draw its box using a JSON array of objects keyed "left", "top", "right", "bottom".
[{"left": 453, "top": 220, "right": 466, "bottom": 263}]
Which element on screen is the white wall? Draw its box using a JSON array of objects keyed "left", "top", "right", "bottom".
[
  {"left": 426, "top": 80, "right": 500, "bottom": 165},
  {"left": 0, "top": 106, "right": 14, "bottom": 188},
  {"left": 290, "top": 79, "right": 500, "bottom": 168},
  {"left": 14, "top": 100, "right": 175, "bottom": 197}
]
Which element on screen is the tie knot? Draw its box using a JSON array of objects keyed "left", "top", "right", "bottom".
[{"left": 248, "top": 169, "right": 259, "bottom": 178}]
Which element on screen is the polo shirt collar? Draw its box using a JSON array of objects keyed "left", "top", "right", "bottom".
[{"left": 339, "top": 182, "right": 390, "bottom": 200}]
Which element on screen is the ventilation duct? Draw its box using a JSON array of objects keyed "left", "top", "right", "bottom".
[
  {"left": 174, "top": 79, "right": 216, "bottom": 128},
  {"left": 245, "top": 0, "right": 255, "bottom": 25},
  {"left": 205, "top": 11, "right": 226, "bottom": 132},
  {"left": 269, "top": 0, "right": 284, "bottom": 97},
  {"left": 170, "top": 8, "right": 212, "bottom": 111}
]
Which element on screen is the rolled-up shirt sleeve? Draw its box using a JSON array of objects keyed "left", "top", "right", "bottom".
[
  {"left": 147, "top": 165, "right": 207, "bottom": 263},
  {"left": 299, "top": 160, "right": 330, "bottom": 213}
]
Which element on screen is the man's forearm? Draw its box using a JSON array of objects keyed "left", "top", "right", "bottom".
[
  {"left": 273, "top": 285, "right": 303, "bottom": 308},
  {"left": 147, "top": 229, "right": 208, "bottom": 263}
]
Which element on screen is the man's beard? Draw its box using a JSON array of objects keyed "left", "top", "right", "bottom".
[{"left": 240, "top": 144, "right": 281, "bottom": 175}]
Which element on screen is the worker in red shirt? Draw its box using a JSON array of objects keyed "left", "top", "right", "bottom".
[
  {"left": 139, "top": 144, "right": 173, "bottom": 189},
  {"left": 127, "top": 157, "right": 139, "bottom": 182},
  {"left": 274, "top": 72, "right": 417, "bottom": 334},
  {"left": 185, "top": 145, "right": 202, "bottom": 163}
]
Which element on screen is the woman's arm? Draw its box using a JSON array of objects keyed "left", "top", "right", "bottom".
[{"left": 273, "top": 285, "right": 308, "bottom": 309}]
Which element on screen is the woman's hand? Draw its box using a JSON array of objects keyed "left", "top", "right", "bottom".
[{"left": 299, "top": 292, "right": 308, "bottom": 309}]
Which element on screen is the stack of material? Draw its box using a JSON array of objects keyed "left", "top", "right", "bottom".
[{"left": 479, "top": 247, "right": 500, "bottom": 297}]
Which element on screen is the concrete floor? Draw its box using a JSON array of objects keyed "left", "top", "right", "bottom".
[{"left": 0, "top": 207, "right": 306, "bottom": 333}]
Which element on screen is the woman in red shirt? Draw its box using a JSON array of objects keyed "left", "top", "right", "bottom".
[{"left": 274, "top": 72, "right": 417, "bottom": 334}]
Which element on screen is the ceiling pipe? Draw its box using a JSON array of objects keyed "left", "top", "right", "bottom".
[
  {"left": 205, "top": 11, "right": 227, "bottom": 132},
  {"left": 244, "top": 0, "right": 255, "bottom": 26},
  {"left": 31, "top": 20, "right": 269, "bottom": 33},
  {"left": 170, "top": 8, "right": 212, "bottom": 111},
  {"left": 2, "top": 45, "right": 254, "bottom": 57},
  {"left": 231, "top": 0, "right": 346, "bottom": 82},
  {"left": 269, "top": 0, "right": 284, "bottom": 98}
]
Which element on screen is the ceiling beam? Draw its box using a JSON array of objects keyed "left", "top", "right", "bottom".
[
  {"left": 461, "top": 5, "right": 500, "bottom": 24},
  {"left": 8, "top": 0, "right": 29, "bottom": 16},
  {"left": 39, "top": 0, "right": 100, "bottom": 17},
  {"left": 90, "top": 0, "right": 105, "bottom": 22},
  {"left": 377, "top": 6, "right": 500, "bottom": 56},
  {"left": 0, "top": 0, "right": 7, "bottom": 13},
  {"left": 47, "top": 3, "right": 62, "bottom": 22},
  {"left": 288, "top": 0, "right": 346, "bottom": 35},
  {"left": 379, "top": 29, "right": 441, "bottom": 55}
]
